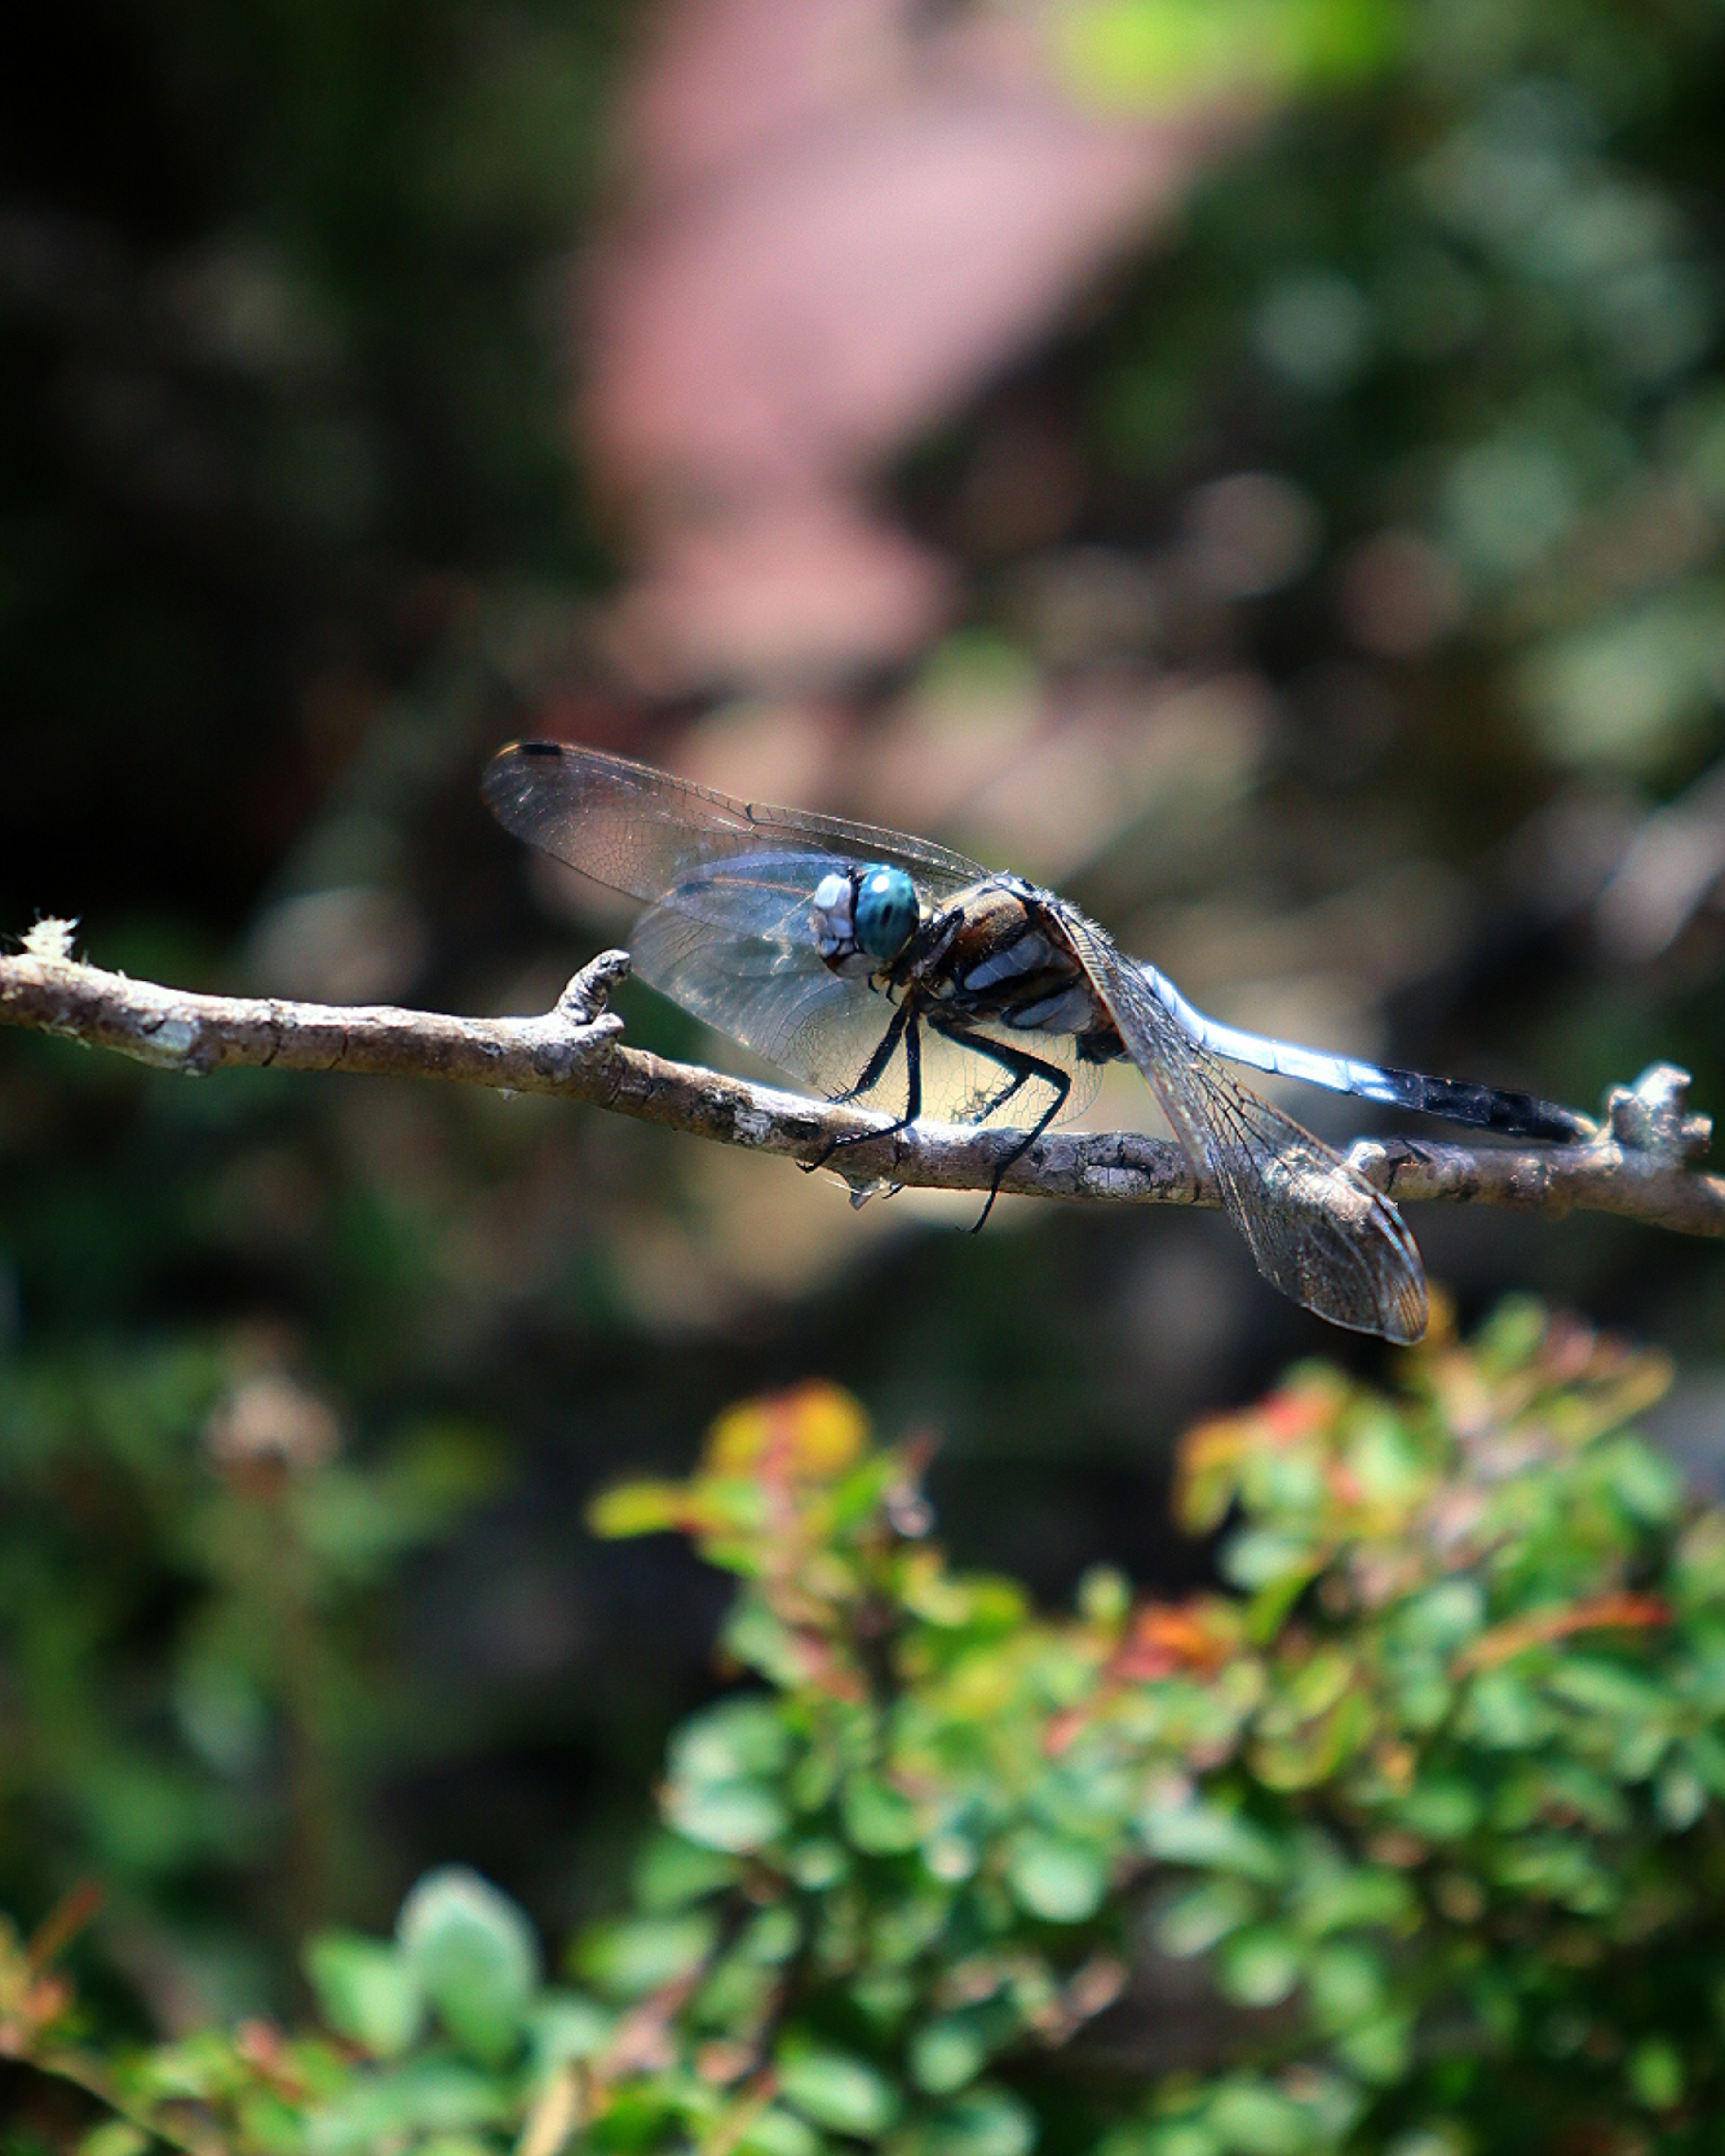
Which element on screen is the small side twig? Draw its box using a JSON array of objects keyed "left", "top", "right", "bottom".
[{"left": 1, "top": 923, "right": 1720, "bottom": 1239}]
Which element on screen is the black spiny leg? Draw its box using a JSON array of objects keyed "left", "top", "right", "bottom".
[
  {"left": 928, "top": 1016, "right": 1070, "bottom": 1231},
  {"left": 801, "top": 998, "right": 925, "bottom": 1175}
]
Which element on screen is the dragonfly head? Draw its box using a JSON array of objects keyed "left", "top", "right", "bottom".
[
  {"left": 812, "top": 865, "right": 920, "bottom": 965},
  {"left": 853, "top": 865, "right": 920, "bottom": 960}
]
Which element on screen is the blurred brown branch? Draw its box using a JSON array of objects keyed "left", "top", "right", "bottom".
[{"left": 2, "top": 928, "right": 1721, "bottom": 1239}]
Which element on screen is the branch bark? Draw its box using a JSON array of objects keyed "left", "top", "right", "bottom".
[{"left": 2, "top": 926, "right": 1720, "bottom": 1238}]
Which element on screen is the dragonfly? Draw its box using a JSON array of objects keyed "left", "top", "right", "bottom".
[{"left": 484, "top": 740, "right": 1594, "bottom": 1343}]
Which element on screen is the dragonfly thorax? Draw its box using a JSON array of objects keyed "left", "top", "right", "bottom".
[{"left": 909, "top": 879, "right": 1120, "bottom": 1061}]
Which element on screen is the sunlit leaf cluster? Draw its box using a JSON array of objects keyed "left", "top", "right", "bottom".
[{"left": 9, "top": 1304, "right": 1725, "bottom": 2154}]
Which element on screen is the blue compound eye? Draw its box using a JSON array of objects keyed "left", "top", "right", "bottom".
[{"left": 853, "top": 865, "right": 919, "bottom": 959}]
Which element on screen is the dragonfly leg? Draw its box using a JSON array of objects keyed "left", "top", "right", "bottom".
[
  {"left": 928, "top": 1016, "right": 1070, "bottom": 1231},
  {"left": 830, "top": 994, "right": 914, "bottom": 1108},
  {"left": 962, "top": 1056, "right": 1035, "bottom": 1126},
  {"left": 801, "top": 998, "right": 924, "bottom": 1175}
]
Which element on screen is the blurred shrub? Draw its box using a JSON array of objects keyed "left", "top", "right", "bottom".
[
  {"left": 10, "top": 1301, "right": 1725, "bottom": 2152},
  {"left": 0, "top": 1333, "right": 498, "bottom": 2006}
]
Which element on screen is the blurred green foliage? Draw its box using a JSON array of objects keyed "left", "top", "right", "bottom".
[
  {"left": 10, "top": 1304, "right": 1725, "bottom": 2153},
  {"left": 0, "top": 1335, "right": 497, "bottom": 1978},
  {"left": 1062, "top": 0, "right": 1400, "bottom": 108}
]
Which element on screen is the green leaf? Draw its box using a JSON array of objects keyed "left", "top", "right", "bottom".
[
  {"left": 1544, "top": 1658, "right": 1668, "bottom": 1722},
  {"left": 1141, "top": 1802, "right": 1287, "bottom": 1883},
  {"left": 741, "top": 2108, "right": 825, "bottom": 2156},
  {"left": 1252, "top": 1685, "right": 1371, "bottom": 1789},
  {"left": 871, "top": 1893, "right": 951, "bottom": 1965},
  {"left": 910, "top": 2016, "right": 991, "bottom": 2095},
  {"left": 696, "top": 1953, "right": 776, "bottom": 2030},
  {"left": 588, "top": 1480, "right": 687, "bottom": 1537},
  {"left": 1006, "top": 1833, "right": 1107, "bottom": 1922},
  {"left": 1333, "top": 2010, "right": 1412, "bottom": 2084},
  {"left": 1291, "top": 1865, "right": 1414, "bottom": 1935},
  {"left": 573, "top": 1910, "right": 717, "bottom": 2000},
  {"left": 1204, "top": 2081, "right": 1313, "bottom": 2156},
  {"left": 305, "top": 2060, "right": 511, "bottom": 2156},
  {"left": 841, "top": 1777, "right": 922, "bottom": 1853},
  {"left": 1382, "top": 2134, "right": 1468, "bottom": 2156},
  {"left": 1059, "top": 0, "right": 1396, "bottom": 113},
  {"left": 922, "top": 1832, "right": 980, "bottom": 1884},
  {"left": 778, "top": 2047, "right": 902, "bottom": 2137},
  {"left": 741, "top": 1905, "right": 802, "bottom": 1964},
  {"left": 1655, "top": 1763, "right": 1706, "bottom": 1829},
  {"left": 725, "top": 1600, "right": 814, "bottom": 1685},
  {"left": 1460, "top": 1672, "right": 1557, "bottom": 1749},
  {"left": 1304, "top": 1942, "right": 1386, "bottom": 2030},
  {"left": 1393, "top": 1580, "right": 1484, "bottom": 1649},
  {"left": 792, "top": 1750, "right": 842, "bottom": 1813},
  {"left": 788, "top": 1838, "right": 849, "bottom": 1889},
  {"left": 851, "top": 1968, "right": 916, "bottom": 2028},
  {"left": 529, "top": 1988, "right": 613, "bottom": 2068},
  {"left": 1137, "top": 2130, "right": 1220, "bottom": 2156},
  {"left": 1676, "top": 1514, "right": 1725, "bottom": 1604},
  {"left": 1685, "top": 1727, "right": 1725, "bottom": 1798},
  {"left": 1154, "top": 1878, "right": 1258, "bottom": 1957},
  {"left": 661, "top": 1700, "right": 794, "bottom": 1850},
  {"left": 79, "top": 2127, "right": 150, "bottom": 2156},
  {"left": 397, "top": 1867, "right": 540, "bottom": 2064},
  {"left": 1490, "top": 1835, "right": 1614, "bottom": 1913},
  {"left": 1391, "top": 1780, "right": 1480, "bottom": 1841},
  {"left": 668, "top": 1778, "right": 789, "bottom": 1853},
  {"left": 1628, "top": 2037, "right": 1684, "bottom": 2111},
  {"left": 1600, "top": 1438, "right": 1681, "bottom": 1525},
  {"left": 303, "top": 1928, "right": 425, "bottom": 2058},
  {"left": 907, "top": 2087, "right": 1037, "bottom": 2156},
  {"left": 672, "top": 1698, "right": 792, "bottom": 1783},
  {"left": 1216, "top": 1927, "right": 1302, "bottom": 2007},
  {"left": 1219, "top": 1529, "right": 1318, "bottom": 1593},
  {"left": 586, "top": 2085, "right": 686, "bottom": 2150},
  {"left": 634, "top": 1831, "right": 740, "bottom": 1910}
]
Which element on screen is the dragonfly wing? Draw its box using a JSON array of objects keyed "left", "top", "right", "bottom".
[
  {"left": 1064, "top": 915, "right": 1427, "bottom": 1343},
  {"left": 632, "top": 893, "right": 907, "bottom": 1103},
  {"left": 484, "top": 741, "right": 988, "bottom": 914}
]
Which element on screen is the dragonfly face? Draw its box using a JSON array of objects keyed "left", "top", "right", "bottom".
[
  {"left": 810, "top": 864, "right": 921, "bottom": 966},
  {"left": 484, "top": 738, "right": 1431, "bottom": 1345}
]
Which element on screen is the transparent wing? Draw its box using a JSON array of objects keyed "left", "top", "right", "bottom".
[
  {"left": 483, "top": 740, "right": 989, "bottom": 922},
  {"left": 634, "top": 873, "right": 1101, "bottom": 1128},
  {"left": 631, "top": 892, "right": 905, "bottom": 1103},
  {"left": 1064, "top": 915, "right": 1427, "bottom": 1343}
]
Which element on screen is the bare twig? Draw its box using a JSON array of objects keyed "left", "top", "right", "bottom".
[{"left": 1, "top": 923, "right": 1720, "bottom": 1238}]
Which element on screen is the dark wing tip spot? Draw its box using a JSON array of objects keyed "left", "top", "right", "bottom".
[
  {"left": 481, "top": 741, "right": 562, "bottom": 822},
  {"left": 483, "top": 739, "right": 562, "bottom": 793}
]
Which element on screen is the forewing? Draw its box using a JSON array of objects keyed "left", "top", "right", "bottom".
[
  {"left": 1062, "top": 914, "right": 1427, "bottom": 1343},
  {"left": 631, "top": 889, "right": 907, "bottom": 1103},
  {"left": 484, "top": 740, "right": 987, "bottom": 914}
]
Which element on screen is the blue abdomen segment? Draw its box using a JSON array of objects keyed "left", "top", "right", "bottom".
[{"left": 1143, "top": 966, "right": 1594, "bottom": 1142}]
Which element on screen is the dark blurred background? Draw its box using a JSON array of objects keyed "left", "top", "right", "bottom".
[{"left": 5, "top": 0, "right": 1725, "bottom": 2028}]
